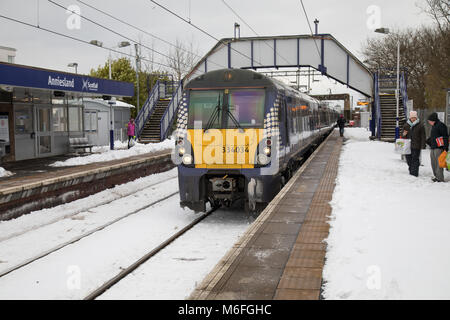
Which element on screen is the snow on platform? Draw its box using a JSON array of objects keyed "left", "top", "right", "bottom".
[
  {"left": 51, "top": 139, "right": 174, "bottom": 167},
  {"left": 0, "top": 167, "right": 13, "bottom": 178},
  {"left": 323, "top": 128, "right": 450, "bottom": 299}
]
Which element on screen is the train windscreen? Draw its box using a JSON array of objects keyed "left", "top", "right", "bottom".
[
  {"left": 187, "top": 89, "right": 265, "bottom": 129},
  {"left": 227, "top": 89, "right": 265, "bottom": 128},
  {"left": 188, "top": 90, "right": 222, "bottom": 129}
]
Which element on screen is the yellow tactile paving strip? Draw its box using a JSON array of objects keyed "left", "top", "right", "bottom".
[
  {"left": 274, "top": 135, "right": 341, "bottom": 300},
  {"left": 190, "top": 130, "right": 342, "bottom": 300}
]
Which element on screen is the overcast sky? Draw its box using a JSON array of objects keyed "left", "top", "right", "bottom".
[{"left": 0, "top": 0, "right": 436, "bottom": 107}]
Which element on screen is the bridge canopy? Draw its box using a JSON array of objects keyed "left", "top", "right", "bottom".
[{"left": 186, "top": 34, "right": 373, "bottom": 97}]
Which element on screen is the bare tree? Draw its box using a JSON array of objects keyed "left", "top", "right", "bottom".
[
  {"left": 420, "top": 0, "right": 450, "bottom": 33},
  {"left": 166, "top": 38, "right": 199, "bottom": 81},
  {"left": 363, "top": 24, "right": 449, "bottom": 110}
]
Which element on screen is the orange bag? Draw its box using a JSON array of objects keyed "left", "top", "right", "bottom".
[{"left": 439, "top": 151, "right": 448, "bottom": 168}]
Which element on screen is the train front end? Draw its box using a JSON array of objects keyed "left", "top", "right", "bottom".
[{"left": 174, "top": 69, "right": 281, "bottom": 212}]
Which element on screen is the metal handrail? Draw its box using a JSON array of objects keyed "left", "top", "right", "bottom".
[
  {"left": 160, "top": 80, "right": 183, "bottom": 141},
  {"left": 400, "top": 71, "right": 408, "bottom": 116},
  {"left": 374, "top": 72, "right": 382, "bottom": 139},
  {"left": 135, "top": 80, "right": 161, "bottom": 138}
]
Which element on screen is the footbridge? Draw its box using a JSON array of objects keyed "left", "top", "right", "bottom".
[
  {"left": 136, "top": 34, "right": 393, "bottom": 143},
  {"left": 186, "top": 34, "right": 373, "bottom": 98}
]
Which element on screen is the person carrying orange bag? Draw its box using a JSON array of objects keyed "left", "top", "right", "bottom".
[{"left": 426, "top": 113, "right": 449, "bottom": 182}]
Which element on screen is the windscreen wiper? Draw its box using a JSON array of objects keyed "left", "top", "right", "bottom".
[
  {"left": 225, "top": 106, "right": 244, "bottom": 131},
  {"left": 204, "top": 94, "right": 222, "bottom": 131}
]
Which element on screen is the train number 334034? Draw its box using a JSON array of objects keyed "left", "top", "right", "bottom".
[{"left": 222, "top": 145, "right": 249, "bottom": 153}]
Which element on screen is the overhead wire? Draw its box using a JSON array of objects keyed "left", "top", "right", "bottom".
[
  {"left": 298, "top": 0, "right": 322, "bottom": 59},
  {"left": 75, "top": 0, "right": 225, "bottom": 69},
  {"left": 48, "top": 0, "right": 174, "bottom": 67},
  {"left": 0, "top": 14, "right": 169, "bottom": 69},
  {"left": 149, "top": 0, "right": 264, "bottom": 67},
  {"left": 221, "top": 0, "right": 291, "bottom": 65}
]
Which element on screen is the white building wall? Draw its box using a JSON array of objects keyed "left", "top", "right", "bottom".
[{"left": 0, "top": 46, "right": 16, "bottom": 63}]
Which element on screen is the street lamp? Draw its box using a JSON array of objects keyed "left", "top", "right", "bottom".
[
  {"left": 109, "top": 41, "right": 131, "bottom": 79},
  {"left": 375, "top": 27, "right": 400, "bottom": 140},
  {"left": 90, "top": 40, "right": 131, "bottom": 79},
  {"left": 67, "top": 62, "right": 78, "bottom": 74}
]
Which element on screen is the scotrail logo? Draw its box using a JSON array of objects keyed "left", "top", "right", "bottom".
[{"left": 82, "top": 78, "right": 99, "bottom": 92}]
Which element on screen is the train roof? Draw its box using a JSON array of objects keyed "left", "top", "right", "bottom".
[
  {"left": 185, "top": 68, "right": 275, "bottom": 89},
  {"left": 185, "top": 69, "right": 323, "bottom": 106}
]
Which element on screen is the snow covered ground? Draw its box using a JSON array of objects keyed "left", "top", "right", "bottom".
[
  {"left": 50, "top": 139, "right": 174, "bottom": 167},
  {"left": 323, "top": 128, "right": 450, "bottom": 299},
  {"left": 98, "top": 208, "right": 250, "bottom": 300},
  {"left": 0, "top": 168, "right": 250, "bottom": 299},
  {"left": 0, "top": 167, "right": 13, "bottom": 178},
  {"left": 0, "top": 169, "right": 178, "bottom": 242}
]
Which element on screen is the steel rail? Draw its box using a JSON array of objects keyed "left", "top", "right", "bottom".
[
  {"left": 84, "top": 206, "right": 219, "bottom": 300},
  {"left": 0, "top": 191, "right": 180, "bottom": 279},
  {"left": 0, "top": 176, "right": 178, "bottom": 243}
]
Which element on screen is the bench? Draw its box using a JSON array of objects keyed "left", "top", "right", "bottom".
[{"left": 69, "top": 137, "right": 94, "bottom": 153}]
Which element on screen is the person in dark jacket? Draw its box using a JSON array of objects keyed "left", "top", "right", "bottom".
[
  {"left": 337, "top": 115, "right": 346, "bottom": 137},
  {"left": 426, "top": 112, "right": 449, "bottom": 182},
  {"left": 405, "top": 111, "right": 426, "bottom": 177}
]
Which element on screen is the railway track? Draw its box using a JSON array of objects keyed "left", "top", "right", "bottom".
[
  {"left": 0, "top": 188, "right": 180, "bottom": 279},
  {"left": 0, "top": 175, "right": 178, "bottom": 243},
  {"left": 84, "top": 206, "right": 219, "bottom": 300}
]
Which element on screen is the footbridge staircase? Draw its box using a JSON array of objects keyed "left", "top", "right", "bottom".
[
  {"left": 373, "top": 71, "right": 409, "bottom": 142},
  {"left": 135, "top": 80, "right": 183, "bottom": 143}
]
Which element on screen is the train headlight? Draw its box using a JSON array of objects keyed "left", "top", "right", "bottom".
[
  {"left": 182, "top": 154, "right": 193, "bottom": 165},
  {"left": 263, "top": 146, "right": 271, "bottom": 156},
  {"left": 178, "top": 147, "right": 186, "bottom": 156},
  {"left": 257, "top": 154, "right": 269, "bottom": 165}
]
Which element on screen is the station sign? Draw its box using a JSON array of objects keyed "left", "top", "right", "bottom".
[{"left": 0, "top": 62, "right": 134, "bottom": 97}]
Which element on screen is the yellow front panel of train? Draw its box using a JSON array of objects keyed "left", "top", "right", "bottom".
[{"left": 187, "top": 129, "right": 263, "bottom": 169}]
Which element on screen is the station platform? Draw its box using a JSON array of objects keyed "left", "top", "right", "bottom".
[
  {"left": 190, "top": 130, "right": 342, "bottom": 300},
  {"left": 0, "top": 149, "right": 173, "bottom": 220}
]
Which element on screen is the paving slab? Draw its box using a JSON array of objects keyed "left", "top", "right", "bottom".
[{"left": 190, "top": 130, "right": 342, "bottom": 300}]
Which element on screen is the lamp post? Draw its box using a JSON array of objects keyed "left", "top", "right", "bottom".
[
  {"left": 90, "top": 40, "right": 131, "bottom": 150},
  {"left": 374, "top": 27, "right": 400, "bottom": 139},
  {"left": 67, "top": 62, "right": 78, "bottom": 74},
  {"left": 90, "top": 40, "right": 130, "bottom": 79},
  {"left": 134, "top": 43, "right": 140, "bottom": 114}
]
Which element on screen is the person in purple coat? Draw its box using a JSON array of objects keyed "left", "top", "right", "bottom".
[{"left": 127, "top": 118, "right": 136, "bottom": 149}]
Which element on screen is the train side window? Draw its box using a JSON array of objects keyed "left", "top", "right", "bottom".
[{"left": 281, "top": 99, "right": 290, "bottom": 145}]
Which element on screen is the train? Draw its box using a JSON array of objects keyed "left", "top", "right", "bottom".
[{"left": 173, "top": 69, "right": 339, "bottom": 212}]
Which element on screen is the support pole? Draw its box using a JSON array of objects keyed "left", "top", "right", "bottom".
[
  {"left": 109, "top": 101, "right": 115, "bottom": 150},
  {"left": 395, "top": 40, "right": 400, "bottom": 140},
  {"left": 135, "top": 43, "right": 140, "bottom": 114},
  {"left": 108, "top": 50, "right": 112, "bottom": 80}
]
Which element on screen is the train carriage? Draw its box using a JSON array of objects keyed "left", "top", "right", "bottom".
[{"left": 174, "top": 69, "right": 338, "bottom": 212}]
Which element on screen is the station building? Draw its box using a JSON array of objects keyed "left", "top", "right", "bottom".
[
  {"left": 83, "top": 98, "right": 134, "bottom": 146},
  {"left": 0, "top": 62, "right": 134, "bottom": 162}
]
